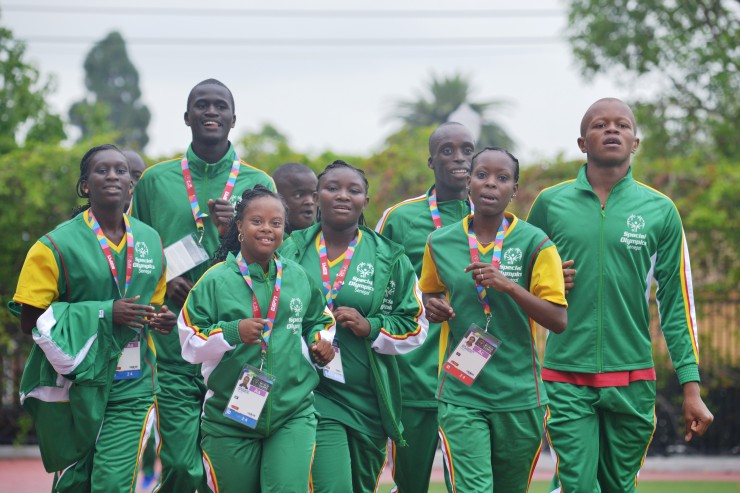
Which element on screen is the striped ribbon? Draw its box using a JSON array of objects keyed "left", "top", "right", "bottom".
[{"left": 88, "top": 210, "right": 134, "bottom": 299}]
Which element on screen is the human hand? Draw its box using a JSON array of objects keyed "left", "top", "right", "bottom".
[
  {"left": 465, "top": 261, "right": 513, "bottom": 293},
  {"left": 562, "top": 259, "right": 576, "bottom": 294},
  {"left": 208, "top": 198, "right": 234, "bottom": 238},
  {"left": 424, "top": 296, "right": 455, "bottom": 322},
  {"left": 166, "top": 276, "right": 194, "bottom": 307},
  {"left": 333, "top": 307, "right": 371, "bottom": 338},
  {"left": 113, "top": 295, "right": 155, "bottom": 329},
  {"left": 149, "top": 305, "right": 176, "bottom": 334},
  {"left": 238, "top": 318, "right": 268, "bottom": 345},
  {"left": 310, "top": 339, "right": 335, "bottom": 364},
  {"left": 682, "top": 382, "right": 714, "bottom": 441}
]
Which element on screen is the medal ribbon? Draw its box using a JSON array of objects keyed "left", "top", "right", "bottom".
[
  {"left": 180, "top": 151, "right": 241, "bottom": 239},
  {"left": 467, "top": 215, "right": 509, "bottom": 321},
  {"left": 235, "top": 252, "right": 282, "bottom": 355},
  {"left": 88, "top": 210, "right": 134, "bottom": 299},
  {"left": 428, "top": 186, "right": 474, "bottom": 230},
  {"left": 318, "top": 231, "right": 358, "bottom": 311}
]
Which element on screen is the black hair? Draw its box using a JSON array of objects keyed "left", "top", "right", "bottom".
[
  {"left": 316, "top": 159, "right": 369, "bottom": 226},
  {"left": 187, "top": 78, "right": 235, "bottom": 112},
  {"left": 428, "top": 122, "right": 472, "bottom": 155},
  {"left": 471, "top": 146, "right": 520, "bottom": 183},
  {"left": 72, "top": 144, "right": 124, "bottom": 217},
  {"left": 212, "top": 185, "right": 288, "bottom": 264}
]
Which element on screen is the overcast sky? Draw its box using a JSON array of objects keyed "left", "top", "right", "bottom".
[{"left": 4, "top": 0, "right": 633, "bottom": 164}]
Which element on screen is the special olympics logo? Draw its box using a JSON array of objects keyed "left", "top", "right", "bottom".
[
  {"left": 627, "top": 214, "right": 645, "bottom": 232},
  {"left": 504, "top": 248, "right": 522, "bottom": 265},
  {"left": 290, "top": 298, "right": 303, "bottom": 316},
  {"left": 135, "top": 241, "right": 149, "bottom": 258},
  {"left": 356, "top": 262, "right": 374, "bottom": 279},
  {"left": 385, "top": 280, "right": 396, "bottom": 298}
]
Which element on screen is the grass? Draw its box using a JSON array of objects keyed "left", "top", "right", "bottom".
[{"left": 426, "top": 481, "right": 740, "bottom": 492}]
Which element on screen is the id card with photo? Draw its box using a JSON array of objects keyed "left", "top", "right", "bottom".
[
  {"left": 322, "top": 341, "right": 345, "bottom": 383},
  {"left": 223, "top": 366, "right": 275, "bottom": 429},
  {"left": 443, "top": 325, "right": 502, "bottom": 386},
  {"left": 114, "top": 337, "right": 141, "bottom": 380},
  {"left": 164, "top": 233, "right": 210, "bottom": 282}
]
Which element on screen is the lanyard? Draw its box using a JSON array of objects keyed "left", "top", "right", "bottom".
[
  {"left": 467, "top": 215, "right": 509, "bottom": 329},
  {"left": 318, "top": 231, "right": 358, "bottom": 311},
  {"left": 180, "top": 151, "right": 241, "bottom": 242},
  {"left": 427, "top": 186, "right": 474, "bottom": 230},
  {"left": 88, "top": 210, "right": 134, "bottom": 299},
  {"left": 235, "top": 252, "right": 282, "bottom": 363}
]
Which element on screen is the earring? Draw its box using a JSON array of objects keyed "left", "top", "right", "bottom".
[{"left": 238, "top": 233, "right": 244, "bottom": 242}]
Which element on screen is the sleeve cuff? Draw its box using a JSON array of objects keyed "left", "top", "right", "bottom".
[
  {"left": 367, "top": 317, "right": 382, "bottom": 341},
  {"left": 101, "top": 300, "right": 114, "bottom": 323},
  {"left": 676, "top": 364, "right": 700, "bottom": 385},
  {"left": 221, "top": 320, "right": 242, "bottom": 345}
]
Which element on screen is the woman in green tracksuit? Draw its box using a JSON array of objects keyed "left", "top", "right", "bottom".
[
  {"left": 178, "top": 186, "right": 336, "bottom": 493},
  {"left": 420, "top": 147, "right": 567, "bottom": 492},
  {"left": 279, "top": 160, "right": 427, "bottom": 493},
  {"left": 14, "top": 144, "right": 174, "bottom": 493}
]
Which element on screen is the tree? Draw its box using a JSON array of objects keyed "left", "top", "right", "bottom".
[
  {"left": 0, "top": 25, "right": 65, "bottom": 153},
  {"left": 392, "top": 73, "right": 515, "bottom": 150},
  {"left": 69, "top": 31, "right": 150, "bottom": 149},
  {"left": 566, "top": 0, "right": 740, "bottom": 159}
]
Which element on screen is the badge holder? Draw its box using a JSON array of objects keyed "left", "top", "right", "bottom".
[
  {"left": 223, "top": 365, "right": 276, "bottom": 429},
  {"left": 443, "top": 323, "right": 502, "bottom": 386},
  {"left": 164, "top": 232, "right": 210, "bottom": 282},
  {"left": 114, "top": 336, "right": 142, "bottom": 380},
  {"left": 322, "top": 339, "right": 345, "bottom": 383}
]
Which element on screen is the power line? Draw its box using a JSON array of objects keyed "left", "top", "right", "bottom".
[
  {"left": 19, "top": 35, "right": 563, "bottom": 47},
  {"left": 3, "top": 5, "right": 563, "bottom": 18}
]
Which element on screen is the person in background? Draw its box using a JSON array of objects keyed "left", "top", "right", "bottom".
[
  {"left": 131, "top": 79, "right": 275, "bottom": 492},
  {"left": 527, "top": 97, "right": 713, "bottom": 492},
  {"left": 272, "top": 162, "right": 318, "bottom": 235}
]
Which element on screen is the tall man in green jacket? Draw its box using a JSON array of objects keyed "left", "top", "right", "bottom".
[
  {"left": 375, "top": 122, "right": 474, "bottom": 493},
  {"left": 131, "top": 79, "right": 275, "bottom": 492},
  {"left": 527, "top": 98, "right": 713, "bottom": 493}
]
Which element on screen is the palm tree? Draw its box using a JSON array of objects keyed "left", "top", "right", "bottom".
[{"left": 393, "top": 72, "right": 515, "bottom": 150}]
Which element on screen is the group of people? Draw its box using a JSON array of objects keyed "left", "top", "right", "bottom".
[{"left": 13, "top": 78, "right": 713, "bottom": 493}]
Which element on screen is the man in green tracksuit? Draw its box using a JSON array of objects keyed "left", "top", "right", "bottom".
[
  {"left": 279, "top": 222, "right": 427, "bottom": 493},
  {"left": 527, "top": 98, "right": 713, "bottom": 492},
  {"left": 375, "top": 122, "right": 474, "bottom": 493},
  {"left": 178, "top": 250, "right": 335, "bottom": 492},
  {"left": 131, "top": 79, "right": 275, "bottom": 492},
  {"left": 15, "top": 207, "right": 167, "bottom": 492}
]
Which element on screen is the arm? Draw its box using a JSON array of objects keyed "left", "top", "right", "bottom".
[
  {"left": 466, "top": 242, "right": 568, "bottom": 333},
  {"left": 365, "top": 255, "right": 427, "bottom": 355},
  {"left": 178, "top": 274, "right": 263, "bottom": 364},
  {"left": 302, "top": 280, "right": 337, "bottom": 365},
  {"left": 653, "top": 208, "right": 713, "bottom": 439}
]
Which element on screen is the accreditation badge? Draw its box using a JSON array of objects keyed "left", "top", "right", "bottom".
[
  {"left": 223, "top": 366, "right": 275, "bottom": 429},
  {"left": 114, "top": 336, "right": 142, "bottom": 380},
  {"left": 163, "top": 233, "right": 209, "bottom": 282},
  {"left": 443, "top": 325, "right": 502, "bottom": 386},
  {"left": 322, "top": 340, "right": 345, "bottom": 383}
]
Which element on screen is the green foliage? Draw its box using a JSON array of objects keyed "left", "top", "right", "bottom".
[
  {"left": 68, "top": 31, "right": 150, "bottom": 149},
  {"left": 392, "top": 72, "right": 515, "bottom": 150},
  {"left": 566, "top": 0, "right": 740, "bottom": 160},
  {"left": 0, "top": 25, "right": 65, "bottom": 153}
]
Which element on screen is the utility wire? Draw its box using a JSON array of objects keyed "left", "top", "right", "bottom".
[
  {"left": 20, "top": 35, "right": 563, "bottom": 47},
  {"left": 3, "top": 5, "right": 563, "bottom": 18}
]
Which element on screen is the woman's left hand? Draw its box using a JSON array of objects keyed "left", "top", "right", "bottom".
[
  {"left": 310, "top": 339, "right": 335, "bottom": 364},
  {"left": 149, "top": 305, "right": 176, "bottom": 334},
  {"left": 465, "top": 261, "right": 514, "bottom": 293},
  {"left": 333, "top": 306, "right": 371, "bottom": 338}
]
